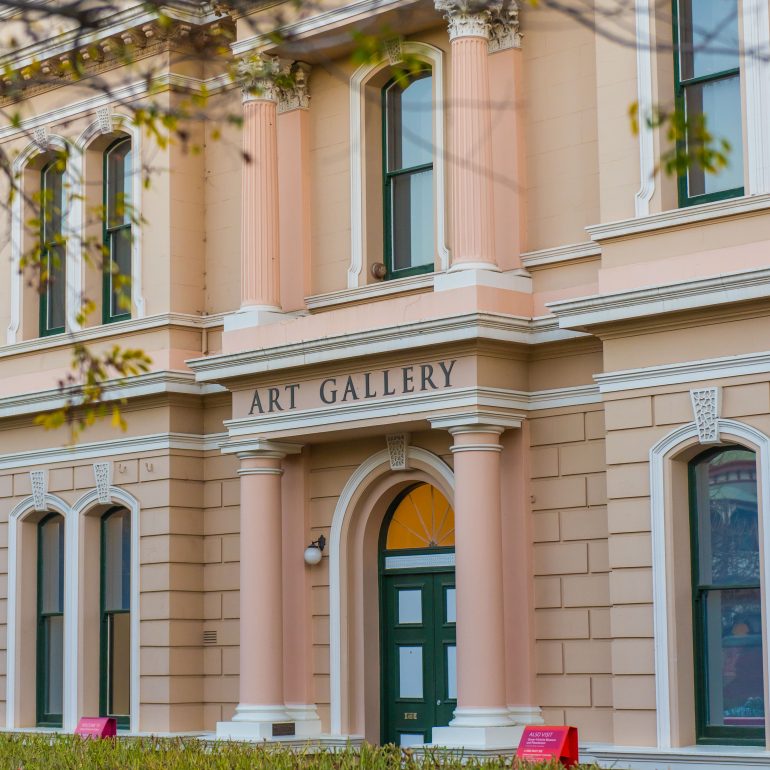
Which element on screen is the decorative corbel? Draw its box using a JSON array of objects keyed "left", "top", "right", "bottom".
[
  {"left": 690, "top": 387, "right": 721, "bottom": 444},
  {"left": 93, "top": 462, "right": 113, "bottom": 504},
  {"left": 30, "top": 470, "right": 48, "bottom": 512},
  {"left": 386, "top": 433, "right": 411, "bottom": 471}
]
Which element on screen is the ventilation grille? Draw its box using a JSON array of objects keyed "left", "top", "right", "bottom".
[{"left": 203, "top": 630, "right": 217, "bottom": 645}]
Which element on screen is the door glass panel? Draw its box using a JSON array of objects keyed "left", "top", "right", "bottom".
[
  {"left": 399, "top": 733, "right": 425, "bottom": 747},
  {"left": 399, "top": 646, "right": 423, "bottom": 699},
  {"left": 108, "top": 613, "right": 131, "bottom": 716},
  {"left": 46, "top": 614, "right": 64, "bottom": 715},
  {"left": 446, "top": 644, "right": 457, "bottom": 700},
  {"left": 398, "top": 589, "right": 422, "bottom": 624},
  {"left": 445, "top": 588, "right": 456, "bottom": 624},
  {"left": 703, "top": 588, "right": 764, "bottom": 727}
]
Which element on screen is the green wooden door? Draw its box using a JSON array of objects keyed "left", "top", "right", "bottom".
[{"left": 381, "top": 569, "right": 456, "bottom": 746}]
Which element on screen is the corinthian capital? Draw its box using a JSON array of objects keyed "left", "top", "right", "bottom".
[
  {"left": 278, "top": 61, "right": 311, "bottom": 113},
  {"left": 434, "top": 0, "right": 502, "bottom": 40},
  {"left": 435, "top": 0, "right": 521, "bottom": 49},
  {"left": 234, "top": 54, "right": 280, "bottom": 102}
]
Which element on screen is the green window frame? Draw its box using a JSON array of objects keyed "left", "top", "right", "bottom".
[
  {"left": 102, "top": 137, "right": 132, "bottom": 324},
  {"left": 382, "top": 70, "right": 435, "bottom": 280},
  {"left": 39, "top": 159, "right": 66, "bottom": 337},
  {"left": 689, "top": 447, "right": 765, "bottom": 745},
  {"left": 100, "top": 506, "right": 131, "bottom": 729},
  {"left": 673, "top": 0, "right": 744, "bottom": 207},
  {"left": 36, "top": 512, "right": 65, "bottom": 728}
]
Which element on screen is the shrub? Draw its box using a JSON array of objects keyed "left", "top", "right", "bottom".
[{"left": 0, "top": 735, "right": 601, "bottom": 770}]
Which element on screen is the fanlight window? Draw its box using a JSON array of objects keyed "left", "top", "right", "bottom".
[{"left": 385, "top": 483, "right": 454, "bottom": 551}]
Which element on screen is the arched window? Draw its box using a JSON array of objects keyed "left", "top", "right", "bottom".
[
  {"left": 100, "top": 507, "right": 131, "bottom": 727},
  {"left": 383, "top": 71, "right": 434, "bottom": 280},
  {"left": 103, "top": 137, "right": 132, "bottom": 323},
  {"left": 37, "top": 513, "right": 64, "bottom": 727},
  {"left": 690, "top": 447, "right": 764, "bottom": 744},
  {"left": 39, "top": 159, "right": 66, "bottom": 337}
]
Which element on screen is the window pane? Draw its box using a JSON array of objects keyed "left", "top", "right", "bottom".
[
  {"left": 109, "top": 228, "right": 132, "bottom": 318},
  {"left": 107, "top": 140, "right": 132, "bottom": 227},
  {"left": 680, "top": 0, "right": 739, "bottom": 80},
  {"left": 399, "top": 646, "right": 423, "bottom": 699},
  {"left": 46, "top": 243, "right": 66, "bottom": 332},
  {"left": 387, "top": 73, "right": 433, "bottom": 171},
  {"left": 103, "top": 509, "right": 130, "bottom": 612},
  {"left": 40, "top": 516, "right": 64, "bottom": 614},
  {"left": 695, "top": 449, "right": 759, "bottom": 586},
  {"left": 685, "top": 75, "right": 743, "bottom": 197},
  {"left": 398, "top": 589, "right": 422, "bottom": 624},
  {"left": 45, "top": 614, "right": 64, "bottom": 715},
  {"left": 42, "top": 164, "right": 64, "bottom": 242},
  {"left": 703, "top": 588, "right": 764, "bottom": 728},
  {"left": 108, "top": 612, "right": 131, "bottom": 716},
  {"left": 391, "top": 170, "right": 434, "bottom": 271}
]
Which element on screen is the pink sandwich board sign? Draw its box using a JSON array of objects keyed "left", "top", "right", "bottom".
[
  {"left": 75, "top": 717, "right": 117, "bottom": 738},
  {"left": 516, "top": 725, "right": 579, "bottom": 767}
]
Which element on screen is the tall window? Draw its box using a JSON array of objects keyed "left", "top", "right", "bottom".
[
  {"left": 383, "top": 71, "right": 434, "bottom": 279},
  {"left": 103, "top": 137, "right": 132, "bottom": 323},
  {"left": 39, "top": 160, "right": 66, "bottom": 336},
  {"left": 690, "top": 448, "right": 765, "bottom": 745},
  {"left": 37, "top": 513, "right": 64, "bottom": 727},
  {"left": 100, "top": 507, "right": 131, "bottom": 728},
  {"left": 674, "top": 0, "right": 743, "bottom": 206}
]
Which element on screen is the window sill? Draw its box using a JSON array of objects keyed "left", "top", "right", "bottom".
[
  {"left": 0, "top": 312, "right": 226, "bottom": 359},
  {"left": 305, "top": 272, "right": 435, "bottom": 312},
  {"left": 586, "top": 192, "right": 770, "bottom": 242}
]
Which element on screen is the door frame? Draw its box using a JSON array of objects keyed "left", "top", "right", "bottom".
[{"left": 378, "top": 483, "right": 456, "bottom": 745}]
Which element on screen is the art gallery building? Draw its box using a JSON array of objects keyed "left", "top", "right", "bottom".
[{"left": 0, "top": 0, "right": 770, "bottom": 767}]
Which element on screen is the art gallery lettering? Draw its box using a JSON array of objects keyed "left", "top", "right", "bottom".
[{"left": 248, "top": 360, "right": 457, "bottom": 415}]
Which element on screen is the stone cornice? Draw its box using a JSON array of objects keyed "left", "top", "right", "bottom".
[
  {"left": 187, "top": 312, "right": 587, "bottom": 383},
  {"left": 0, "top": 11, "right": 234, "bottom": 103},
  {"left": 586, "top": 193, "right": 770, "bottom": 241},
  {"left": 547, "top": 266, "right": 770, "bottom": 331},
  {"left": 0, "top": 370, "right": 225, "bottom": 421}
]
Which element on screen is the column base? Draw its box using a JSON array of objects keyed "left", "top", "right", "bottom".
[
  {"left": 428, "top": 706, "right": 539, "bottom": 750},
  {"left": 434, "top": 268, "right": 532, "bottom": 294},
  {"left": 216, "top": 703, "right": 294, "bottom": 740},
  {"left": 285, "top": 704, "right": 322, "bottom": 737},
  {"left": 430, "top": 724, "right": 525, "bottom": 750},
  {"left": 224, "top": 307, "right": 307, "bottom": 331}
]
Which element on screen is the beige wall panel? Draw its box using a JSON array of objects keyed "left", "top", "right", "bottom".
[
  {"left": 534, "top": 576, "right": 562, "bottom": 608},
  {"left": 535, "top": 608, "right": 590, "bottom": 640},
  {"left": 612, "top": 639, "right": 655, "bottom": 676},
  {"left": 536, "top": 641, "right": 564, "bottom": 674},
  {"left": 536, "top": 675, "right": 592, "bottom": 707},
  {"left": 608, "top": 532, "right": 652, "bottom": 569},
  {"left": 532, "top": 511, "right": 560, "bottom": 542},
  {"left": 565, "top": 707, "right": 613, "bottom": 743},
  {"left": 563, "top": 640, "right": 612, "bottom": 675},
  {"left": 524, "top": 6, "right": 599, "bottom": 250}
]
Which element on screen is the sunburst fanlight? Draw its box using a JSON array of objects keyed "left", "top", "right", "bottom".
[{"left": 385, "top": 483, "right": 454, "bottom": 550}]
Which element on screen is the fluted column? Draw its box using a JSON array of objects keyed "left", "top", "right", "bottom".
[
  {"left": 437, "top": 0, "right": 500, "bottom": 272},
  {"left": 216, "top": 444, "right": 299, "bottom": 739},
  {"left": 239, "top": 58, "right": 281, "bottom": 311},
  {"left": 430, "top": 417, "right": 529, "bottom": 749}
]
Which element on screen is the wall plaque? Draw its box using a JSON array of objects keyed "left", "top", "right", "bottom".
[{"left": 271, "top": 721, "right": 296, "bottom": 737}]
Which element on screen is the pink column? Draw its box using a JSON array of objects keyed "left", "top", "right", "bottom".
[
  {"left": 240, "top": 81, "right": 281, "bottom": 311},
  {"left": 217, "top": 449, "right": 290, "bottom": 738},
  {"left": 451, "top": 427, "right": 509, "bottom": 717},
  {"left": 438, "top": 1, "right": 499, "bottom": 272},
  {"left": 431, "top": 421, "right": 524, "bottom": 748}
]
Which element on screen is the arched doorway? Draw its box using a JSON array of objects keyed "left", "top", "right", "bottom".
[{"left": 380, "top": 482, "right": 456, "bottom": 746}]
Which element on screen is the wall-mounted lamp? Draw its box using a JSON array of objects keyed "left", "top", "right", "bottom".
[{"left": 304, "top": 534, "right": 326, "bottom": 566}]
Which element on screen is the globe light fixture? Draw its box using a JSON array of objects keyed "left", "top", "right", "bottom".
[{"left": 304, "top": 534, "right": 326, "bottom": 566}]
